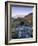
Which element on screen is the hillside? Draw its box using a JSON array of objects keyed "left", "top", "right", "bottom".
[
  {"left": 11, "top": 13, "right": 33, "bottom": 28},
  {"left": 24, "top": 13, "right": 33, "bottom": 25}
]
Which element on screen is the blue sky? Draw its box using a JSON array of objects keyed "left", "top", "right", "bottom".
[{"left": 11, "top": 6, "right": 33, "bottom": 18}]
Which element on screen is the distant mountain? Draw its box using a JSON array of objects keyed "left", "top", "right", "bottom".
[
  {"left": 24, "top": 13, "right": 33, "bottom": 24},
  {"left": 24, "top": 13, "right": 33, "bottom": 19},
  {"left": 11, "top": 13, "right": 33, "bottom": 28}
]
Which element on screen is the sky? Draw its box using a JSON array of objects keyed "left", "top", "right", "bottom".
[{"left": 11, "top": 6, "right": 33, "bottom": 18}]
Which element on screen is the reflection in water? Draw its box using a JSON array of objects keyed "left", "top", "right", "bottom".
[{"left": 12, "top": 25, "right": 33, "bottom": 39}]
